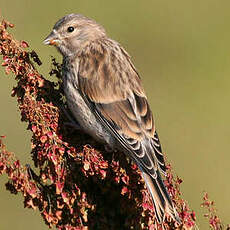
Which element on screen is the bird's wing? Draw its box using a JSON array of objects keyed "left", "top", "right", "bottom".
[{"left": 77, "top": 40, "right": 166, "bottom": 177}]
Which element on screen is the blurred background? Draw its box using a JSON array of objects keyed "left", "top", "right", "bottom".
[{"left": 1, "top": 0, "right": 230, "bottom": 229}]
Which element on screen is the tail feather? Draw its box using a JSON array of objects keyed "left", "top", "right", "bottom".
[{"left": 142, "top": 170, "right": 181, "bottom": 224}]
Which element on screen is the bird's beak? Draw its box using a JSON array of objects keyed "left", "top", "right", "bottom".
[{"left": 43, "top": 31, "right": 59, "bottom": 46}]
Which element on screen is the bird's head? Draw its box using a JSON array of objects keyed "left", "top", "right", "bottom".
[{"left": 43, "top": 14, "right": 106, "bottom": 57}]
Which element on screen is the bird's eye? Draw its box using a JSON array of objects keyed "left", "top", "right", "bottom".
[{"left": 67, "top": 26, "right": 75, "bottom": 33}]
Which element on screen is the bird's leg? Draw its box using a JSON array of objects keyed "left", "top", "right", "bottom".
[{"left": 60, "top": 105, "right": 82, "bottom": 130}]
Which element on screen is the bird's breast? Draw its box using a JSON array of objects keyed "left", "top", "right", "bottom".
[{"left": 63, "top": 69, "right": 115, "bottom": 147}]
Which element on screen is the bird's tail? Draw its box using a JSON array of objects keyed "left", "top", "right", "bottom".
[{"left": 142, "top": 170, "right": 181, "bottom": 224}]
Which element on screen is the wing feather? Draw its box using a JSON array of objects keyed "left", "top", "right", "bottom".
[{"left": 77, "top": 39, "right": 166, "bottom": 177}]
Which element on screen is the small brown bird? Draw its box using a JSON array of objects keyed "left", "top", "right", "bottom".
[{"left": 44, "top": 14, "right": 180, "bottom": 223}]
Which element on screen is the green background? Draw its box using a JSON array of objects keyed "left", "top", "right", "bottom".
[{"left": 1, "top": 0, "right": 230, "bottom": 229}]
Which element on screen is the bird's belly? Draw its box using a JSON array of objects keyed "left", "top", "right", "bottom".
[{"left": 64, "top": 81, "right": 114, "bottom": 146}]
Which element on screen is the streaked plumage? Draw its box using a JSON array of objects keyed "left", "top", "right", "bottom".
[{"left": 43, "top": 14, "right": 180, "bottom": 223}]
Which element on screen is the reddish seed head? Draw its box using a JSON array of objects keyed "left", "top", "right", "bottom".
[{"left": 20, "top": 41, "right": 29, "bottom": 48}]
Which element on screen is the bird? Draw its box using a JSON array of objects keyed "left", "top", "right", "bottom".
[{"left": 43, "top": 13, "right": 181, "bottom": 224}]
